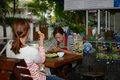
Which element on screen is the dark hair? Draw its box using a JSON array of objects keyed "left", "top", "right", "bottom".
[
  {"left": 53, "top": 27, "right": 65, "bottom": 37},
  {"left": 11, "top": 19, "right": 30, "bottom": 54}
]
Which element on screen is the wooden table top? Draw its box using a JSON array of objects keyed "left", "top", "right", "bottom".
[{"left": 45, "top": 54, "right": 82, "bottom": 68}]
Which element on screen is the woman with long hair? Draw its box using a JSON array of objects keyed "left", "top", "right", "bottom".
[{"left": 6, "top": 19, "right": 64, "bottom": 80}]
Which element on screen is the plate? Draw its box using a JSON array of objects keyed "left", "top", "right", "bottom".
[{"left": 45, "top": 53, "right": 58, "bottom": 58}]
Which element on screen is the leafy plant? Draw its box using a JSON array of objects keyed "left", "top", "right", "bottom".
[
  {"left": 54, "top": 2, "right": 76, "bottom": 25},
  {"left": 0, "top": 0, "right": 13, "bottom": 40},
  {"left": 25, "top": 0, "right": 55, "bottom": 22},
  {"left": 0, "top": 17, "right": 30, "bottom": 26},
  {"left": 70, "top": 23, "right": 86, "bottom": 33},
  {"left": 54, "top": 2, "right": 86, "bottom": 34}
]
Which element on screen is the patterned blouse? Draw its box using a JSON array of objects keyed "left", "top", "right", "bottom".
[{"left": 6, "top": 40, "right": 46, "bottom": 80}]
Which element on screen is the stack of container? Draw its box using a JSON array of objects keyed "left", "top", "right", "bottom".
[{"left": 105, "top": 30, "right": 113, "bottom": 41}]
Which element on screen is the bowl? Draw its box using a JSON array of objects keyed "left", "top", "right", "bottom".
[{"left": 57, "top": 52, "right": 64, "bottom": 57}]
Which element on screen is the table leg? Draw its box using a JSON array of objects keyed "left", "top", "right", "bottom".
[
  {"left": 56, "top": 64, "right": 72, "bottom": 79},
  {"left": 56, "top": 67, "right": 64, "bottom": 78}
]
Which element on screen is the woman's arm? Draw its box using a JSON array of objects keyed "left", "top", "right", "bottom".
[
  {"left": 38, "top": 46, "right": 45, "bottom": 63},
  {"left": 33, "top": 33, "right": 45, "bottom": 63},
  {"left": 53, "top": 48, "right": 75, "bottom": 54},
  {"left": 62, "top": 49, "right": 75, "bottom": 54},
  {"left": 38, "top": 33, "right": 45, "bottom": 63}
]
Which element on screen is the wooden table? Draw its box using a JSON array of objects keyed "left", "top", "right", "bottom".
[
  {"left": 45, "top": 54, "right": 82, "bottom": 78},
  {"left": 45, "top": 54, "right": 82, "bottom": 68}
]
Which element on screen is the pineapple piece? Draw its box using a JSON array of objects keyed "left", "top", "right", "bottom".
[
  {"left": 38, "top": 30, "right": 41, "bottom": 34},
  {"left": 52, "top": 47, "right": 57, "bottom": 49}
]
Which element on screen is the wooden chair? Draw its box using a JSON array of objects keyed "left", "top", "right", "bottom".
[
  {"left": 14, "top": 59, "right": 33, "bottom": 80},
  {"left": 0, "top": 56, "right": 19, "bottom": 80},
  {"left": 81, "top": 72, "right": 104, "bottom": 80},
  {"left": 0, "top": 56, "right": 33, "bottom": 80}
]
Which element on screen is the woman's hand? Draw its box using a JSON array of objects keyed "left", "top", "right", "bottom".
[
  {"left": 39, "top": 33, "right": 45, "bottom": 47},
  {"left": 47, "top": 47, "right": 63, "bottom": 53},
  {"left": 52, "top": 47, "right": 62, "bottom": 52},
  {"left": 38, "top": 63, "right": 45, "bottom": 70}
]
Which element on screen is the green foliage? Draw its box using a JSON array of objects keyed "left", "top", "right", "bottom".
[
  {"left": 70, "top": 23, "right": 86, "bottom": 33},
  {"left": 25, "top": 0, "right": 54, "bottom": 21},
  {"left": 25, "top": 0, "right": 86, "bottom": 33},
  {"left": 54, "top": 2, "right": 76, "bottom": 27},
  {"left": 48, "top": 0, "right": 55, "bottom": 8},
  {"left": 25, "top": 0, "right": 52, "bottom": 16},
  {"left": 54, "top": 2, "right": 65, "bottom": 19},
  {"left": 1, "top": 0, "right": 13, "bottom": 12},
  {"left": 54, "top": 2, "right": 86, "bottom": 33},
  {"left": 0, "top": 17, "right": 30, "bottom": 26},
  {"left": 65, "top": 11, "right": 76, "bottom": 25},
  {"left": 54, "top": 2, "right": 86, "bottom": 25}
]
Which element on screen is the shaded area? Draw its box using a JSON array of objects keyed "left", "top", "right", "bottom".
[{"left": 66, "top": 49, "right": 120, "bottom": 80}]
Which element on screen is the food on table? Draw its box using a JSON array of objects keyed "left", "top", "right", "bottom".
[{"left": 45, "top": 53, "right": 58, "bottom": 57}]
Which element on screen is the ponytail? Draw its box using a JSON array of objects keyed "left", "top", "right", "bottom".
[{"left": 11, "top": 37, "right": 22, "bottom": 54}]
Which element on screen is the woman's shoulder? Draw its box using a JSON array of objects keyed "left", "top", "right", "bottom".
[
  {"left": 6, "top": 40, "right": 16, "bottom": 58},
  {"left": 23, "top": 45, "right": 38, "bottom": 51},
  {"left": 6, "top": 40, "right": 14, "bottom": 48},
  {"left": 7, "top": 40, "right": 13, "bottom": 44},
  {"left": 51, "top": 38, "right": 57, "bottom": 44}
]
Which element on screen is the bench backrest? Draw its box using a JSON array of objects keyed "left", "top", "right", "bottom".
[{"left": 0, "top": 56, "right": 33, "bottom": 80}]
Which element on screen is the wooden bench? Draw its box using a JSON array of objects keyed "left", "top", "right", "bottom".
[{"left": 0, "top": 56, "right": 33, "bottom": 80}]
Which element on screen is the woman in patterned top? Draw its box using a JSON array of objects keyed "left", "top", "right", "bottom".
[
  {"left": 6, "top": 19, "right": 64, "bottom": 80},
  {"left": 48, "top": 27, "right": 75, "bottom": 54}
]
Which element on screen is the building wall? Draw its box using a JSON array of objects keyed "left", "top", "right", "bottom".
[
  {"left": 111, "top": 12, "right": 120, "bottom": 33},
  {"left": 0, "top": 26, "right": 12, "bottom": 39}
]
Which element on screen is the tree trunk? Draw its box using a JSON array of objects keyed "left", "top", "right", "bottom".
[
  {"left": 0, "top": 0, "right": 7, "bottom": 42},
  {"left": 2, "top": 13, "right": 7, "bottom": 38},
  {"left": 75, "top": 13, "right": 80, "bottom": 24}
]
